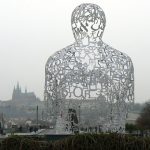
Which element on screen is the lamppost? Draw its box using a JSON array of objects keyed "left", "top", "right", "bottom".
[
  {"left": 36, "top": 105, "right": 38, "bottom": 129},
  {"left": 78, "top": 105, "right": 80, "bottom": 132}
]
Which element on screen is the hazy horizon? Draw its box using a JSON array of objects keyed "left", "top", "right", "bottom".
[{"left": 0, "top": 0, "right": 150, "bottom": 103}]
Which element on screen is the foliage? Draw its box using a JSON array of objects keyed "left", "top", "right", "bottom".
[
  {"left": 1, "top": 134, "right": 150, "bottom": 150},
  {"left": 0, "top": 136, "right": 48, "bottom": 150},
  {"left": 53, "top": 134, "right": 150, "bottom": 150},
  {"left": 136, "top": 102, "right": 150, "bottom": 130},
  {"left": 125, "top": 123, "right": 138, "bottom": 133}
]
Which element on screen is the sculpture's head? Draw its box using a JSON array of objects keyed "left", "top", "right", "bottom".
[{"left": 71, "top": 3, "right": 106, "bottom": 45}]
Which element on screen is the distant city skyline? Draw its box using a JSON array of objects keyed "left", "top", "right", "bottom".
[{"left": 0, "top": 0, "right": 150, "bottom": 103}]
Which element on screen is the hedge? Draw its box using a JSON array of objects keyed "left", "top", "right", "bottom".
[{"left": 0, "top": 134, "right": 150, "bottom": 150}]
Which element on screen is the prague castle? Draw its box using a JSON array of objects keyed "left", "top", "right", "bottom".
[
  {"left": 12, "top": 82, "right": 40, "bottom": 103},
  {"left": 0, "top": 83, "right": 43, "bottom": 118}
]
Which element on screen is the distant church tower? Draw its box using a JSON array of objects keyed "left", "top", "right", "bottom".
[
  {"left": 12, "top": 82, "right": 21, "bottom": 100},
  {"left": 12, "top": 82, "right": 39, "bottom": 102}
]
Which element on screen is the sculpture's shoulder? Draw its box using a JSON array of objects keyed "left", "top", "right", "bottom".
[
  {"left": 104, "top": 43, "right": 133, "bottom": 70},
  {"left": 45, "top": 44, "right": 74, "bottom": 68}
]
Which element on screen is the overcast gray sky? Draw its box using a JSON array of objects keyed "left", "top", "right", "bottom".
[{"left": 0, "top": 0, "right": 150, "bottom": 103}]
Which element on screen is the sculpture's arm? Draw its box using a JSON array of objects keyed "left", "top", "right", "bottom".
[
  {"left": 44, "top": 57, "right": 58, "bottom": 118},
  {"left": 127, "top": 59, "right": 134, "bottom": 105}
]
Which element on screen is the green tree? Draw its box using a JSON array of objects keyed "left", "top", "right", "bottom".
[
  {"left": 136, "top": 102, "right": 150, "bottom": 130},
  {"left": 125, "top": 123, "right": 137, "bottom": 133}
]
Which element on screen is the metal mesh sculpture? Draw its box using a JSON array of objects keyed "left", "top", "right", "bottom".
[{"left": 45, "top": 3, "right": 134, "bottom": 134}]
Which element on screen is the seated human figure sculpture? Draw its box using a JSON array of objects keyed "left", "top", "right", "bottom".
[{"left": 45, "top": 3, "right": 134, "bottom": 133}]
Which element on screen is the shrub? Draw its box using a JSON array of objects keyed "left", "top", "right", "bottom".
[{"left": 1, "top": 134, "right": 150, "bottom": 150}]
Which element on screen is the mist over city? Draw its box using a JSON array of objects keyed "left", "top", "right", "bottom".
[{"left": 0, "top": 0, "right": 150, "bottom": 103}]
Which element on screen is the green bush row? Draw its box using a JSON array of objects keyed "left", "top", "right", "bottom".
[{"left": 1, "top": 134, "right": 150, "bottom": 150}]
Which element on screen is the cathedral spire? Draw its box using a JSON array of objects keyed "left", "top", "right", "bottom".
[
  {"left": 17, "top": 82, "right": 19, "bottom": 90},
  {"left": 25, "top": 87, "right": 27, "bottom": 93},
  {"left": 12, "top": 86, "right": 16, "bottom": 100},
  {"left": 13, "top": 86, "right": 15, "bottom": 91},
  {"left": 16, "top": 82, "right": 21, "bottom": 92}
]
